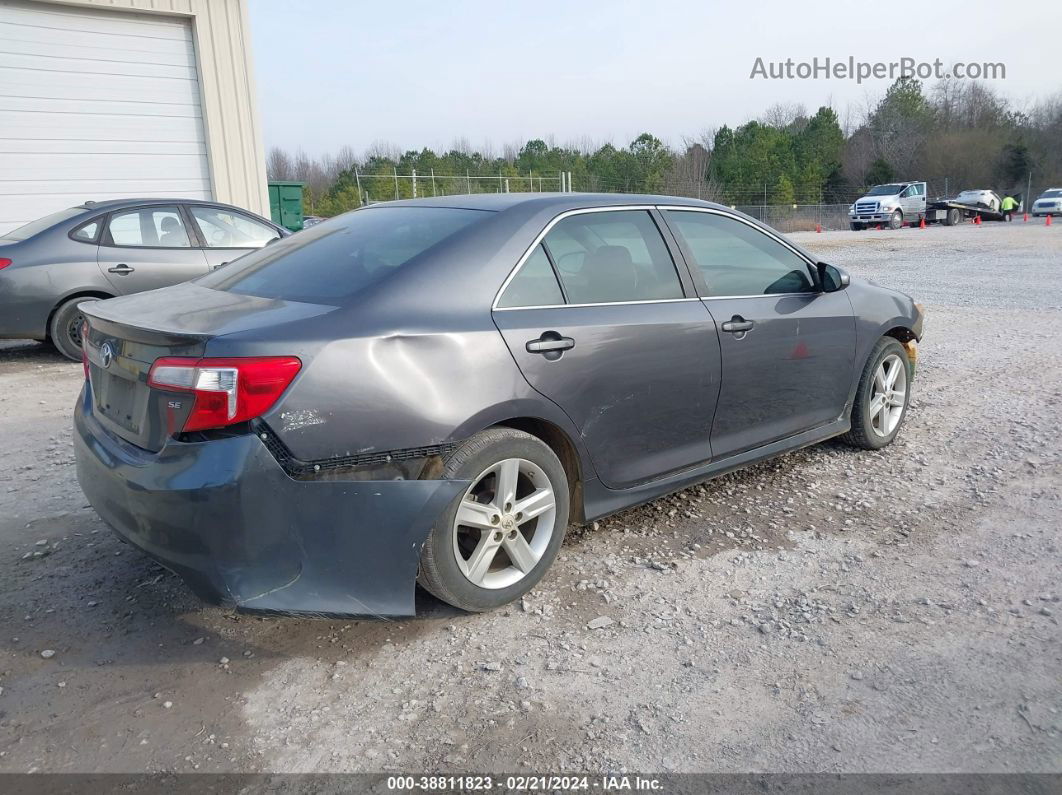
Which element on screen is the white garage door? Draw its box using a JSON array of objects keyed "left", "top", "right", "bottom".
[{"left": 0, "top": 0, "right": 212, "bottom": 235}]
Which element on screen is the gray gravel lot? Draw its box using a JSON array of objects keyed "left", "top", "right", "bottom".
[{"left": 0, "top": 222, "right": 1059, "bottom": 774}]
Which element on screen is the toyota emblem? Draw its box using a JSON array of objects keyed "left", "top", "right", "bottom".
[{"left": 100, "top": 341, "right": 115, "bottom": 369}]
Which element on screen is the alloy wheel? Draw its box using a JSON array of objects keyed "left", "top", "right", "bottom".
[
  {"left": 452, "top": 457, "right": 557, "bottom": 589},
  {"left": 869, "top": 353, "right": 907, "bottom": 437}
]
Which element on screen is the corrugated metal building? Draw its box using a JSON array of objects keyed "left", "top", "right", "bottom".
[{"left": 0, "top": 0, "right": 267, "bottom": 235}]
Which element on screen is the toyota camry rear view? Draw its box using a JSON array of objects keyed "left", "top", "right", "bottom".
[{"left": 74, "top": 193, "right": 923, "bottom": 616}]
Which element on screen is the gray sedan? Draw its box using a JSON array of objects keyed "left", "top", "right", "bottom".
[
  {"left": 0, "top": 198, "right": 286, "bottom": 359},
  {"left": 73, "top": 193, "right": 923, "bottom": 617}
]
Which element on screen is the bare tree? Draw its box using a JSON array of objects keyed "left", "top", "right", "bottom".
[{"left": 265, "top": 147, "right": 293, "bottom": 181}]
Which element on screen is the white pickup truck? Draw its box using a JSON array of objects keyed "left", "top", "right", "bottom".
[{"left": 849, "top": 181, "right": 927, "bottom": 230}]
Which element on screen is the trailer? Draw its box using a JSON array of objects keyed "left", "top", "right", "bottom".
[{"left": 924, "top": 197, "right": 1013, "bottom": 225}]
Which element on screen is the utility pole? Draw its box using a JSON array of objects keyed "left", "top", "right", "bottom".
[
  {"left": 466, "top": 170, "right": 471, "bottom": 194},
  {"left": 411, "top": 169, "right": 417, "bottom": 199},
  {"left": 1027, "top": 171, "right": 1033, "bottom": 211},
  {"left": 393, "top": 167, "right": 399, "bottom": 200},
  {"left": 354, "top": 167, "right": 362, "bottom": 204},
  {"left": 431, "top": 168, "right": 436, "bottom": 196}
]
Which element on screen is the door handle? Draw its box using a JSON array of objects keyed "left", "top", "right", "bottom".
[
  {"left": 210, "top": 261, "right": 229, "bottom": 271},
  {"left": 526, "top": 332, "right": 575, "bottom": 360},
  {"left": 721, "top": 316, "right": 754, "bottom": 334},
  {"left": 107, "top": 264, "right": 134, "bottom": 275}
]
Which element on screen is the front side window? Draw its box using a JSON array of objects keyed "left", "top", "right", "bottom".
[
  {"left": 107, "top": 206, "right": 190, "bottom": 248},
  {"left": 664, "top": 211, "right": 814, "bottom": 297},
  {"left": 497, "top": 244, "right": 564, "bottom": 308},
  {"left": 191, "top": 206, "right": 279, "bottom": 248},
  {"left": 541, "top": 210, "right": 683, "bottom": 304},
  {"left": 199, "top": 206, "right": 487, "bottom": 304}
]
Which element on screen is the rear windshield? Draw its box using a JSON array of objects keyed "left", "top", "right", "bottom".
[
  {"left": 3, "top": 207, "right": 84, "bottom": 241},
  {"left": 198, "top": 206, "right": 489, "bottom": 304}
]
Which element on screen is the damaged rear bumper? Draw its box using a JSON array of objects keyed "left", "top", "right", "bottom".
[{"left": 73, "top": 386, "right": 466, "bottom": 617}]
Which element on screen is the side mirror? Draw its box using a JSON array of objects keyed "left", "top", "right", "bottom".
[{"left": 817, "top": 262, "right": 850, "bottom": 292}]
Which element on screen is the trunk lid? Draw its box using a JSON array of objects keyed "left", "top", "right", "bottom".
[{"left": 80, "top": 283, "right": 335, "bottom": 451}]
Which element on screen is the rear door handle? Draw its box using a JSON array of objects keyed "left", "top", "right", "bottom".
[
  {"left": 526, "top": 332, "right": 575, "bottom": 360},
  {"left": 107, "top": 264, "right": 134, "bottom": 275},
  {"left": 721, "top": 316, "right": 754, "bottom": 334}
]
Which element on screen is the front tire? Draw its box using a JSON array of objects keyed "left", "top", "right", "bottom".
[
  {"left": 889, "top": 209, "right": 903, "bottom": 230},
  {"left": 49, "top": 297, "right": 94, "bottom": 361},
  {"left": 850, "top": 222, "right": 864, "bottom": 231},
  {"left": 418, "top": 427, "right": 570, "bottom": 612},
  {"left": 841, "top": 337, "right": 912, "bottom": 450}
]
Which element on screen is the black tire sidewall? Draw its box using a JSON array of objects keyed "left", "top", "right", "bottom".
[
  {"left": 853, "top": 339, "right": 911, "bottom": 449},
  {"left": 421, "top": 430, "right": 570, "bottom": 611},
  {"left": 50, "top": 298, "right": 91, "bottom": 361}
]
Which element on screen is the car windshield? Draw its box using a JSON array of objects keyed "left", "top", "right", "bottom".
[
  {"left": 2, "top": 207, "right": 84, "bottom": 241},
  {"left": 1042, "top": 190, "right": 1062, "bottom": 199},
  {"left": 198, "top": 206, "right": 489, "bottom": 304},
  {"left": 865, "top": 184, "right": 905, "bottom": 196}
]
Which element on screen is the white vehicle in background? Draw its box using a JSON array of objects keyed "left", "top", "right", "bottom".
[
  {"left": 954, "top": 189, "right": 1001, "bottom": 213},
  {"left": 1032, "top": 188, "right": 1062, "bottom": 217},
  {"left": 849, "top": 181, "right": 927, "bottom": 230}
]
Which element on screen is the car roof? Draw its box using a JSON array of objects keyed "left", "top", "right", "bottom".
[
  {"left": 75, "top": 197, "right": 264, "bottom": 214},
  {"left": 373, "top": 192, "right": 727, "bottom": 213}
]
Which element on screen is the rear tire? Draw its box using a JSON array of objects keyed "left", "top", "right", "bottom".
[
  {"left": 418, "top": 427, "right": 570, "bottom": 612},
  {"left": 841, "top": 337, "right": 912, "bottom": 451},
  {"left": 49, "top": 297, "right": 94, "bottom": 361}
]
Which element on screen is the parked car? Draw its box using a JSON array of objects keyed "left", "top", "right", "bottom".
[
  {"left": 74, "top": 194, "right": 924, "bottom": 617},
  {"left": 848, "top": 181, "right": 927, "bottom": 230},
  {"left": 1031, "top": 188, "right": 1062, "bottom": 217},
  {"left": 0, "top": 199, "right": 287, "bottom": 359},
  {"left": 953, "top": 189, "right": 1002, "bottom": 212}
]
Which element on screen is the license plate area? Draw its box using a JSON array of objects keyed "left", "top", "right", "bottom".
[{"left": 93, "top": 370, "right": 144, "bottom": 434}]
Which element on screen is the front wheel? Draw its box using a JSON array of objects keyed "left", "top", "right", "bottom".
[
  {"left": 49, "top": 296, "right": 95, "bottom": 361},
  {"left": 889, "top": 209, "right": 904, "bottom": 230},
  {"left": 418, "top": 427, "right": 570, "bottom": 612},
  {"left": 841, "top": 337, "right": 912, "bottom": 450},
  {"left": 850, "top": 222, "right": 864, "bottom": 231}
]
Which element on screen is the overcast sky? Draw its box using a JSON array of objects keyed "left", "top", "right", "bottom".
[{"left": 248, "top": 0, "right": 1061, "bottom": 156}]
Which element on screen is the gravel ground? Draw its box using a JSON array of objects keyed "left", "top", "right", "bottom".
[{"left": 0, "top": 222, "right": 1059, "bottom": 774}]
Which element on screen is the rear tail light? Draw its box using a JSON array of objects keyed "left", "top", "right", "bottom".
[
  {"left": 148, "top": 356, "right": 302, "bottom": 432},
  {"left": 0, "top": 258, "right": 12, "bottom": 270},
  {"left": 81, "top": 321, "right": 89, "bottom": 380}
]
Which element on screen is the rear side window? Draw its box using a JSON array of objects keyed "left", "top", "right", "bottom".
[
  {"left": 199, "top": 206, "right": 487, "bottom": 304},
  {"left": 107, "top": 206, "right": 190, "bottom": 248},
  {"left": 497, "top": 245, "right": 564, "bottom": 308},
  {"left": 542, "top": 210, "right": 683, "bottom": 304},
  {"left": 71, "top": 219, "right": 101, "bottom": 243},
  {"left": 664, "top": 211, "right": 814, "bottom": 297}
]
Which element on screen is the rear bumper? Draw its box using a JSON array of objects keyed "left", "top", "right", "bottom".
[{"left": 73, "top": 386, "right": 466, "bottom": 617}]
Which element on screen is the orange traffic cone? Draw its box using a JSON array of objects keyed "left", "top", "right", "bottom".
[
  {"left": 974, "top": 215, "right": 982, "bottom": 225},
  {"left": 1024, "top": 213, "right": 1029, "bottom": 222},
  {"left": 815, "top": 223, "right": 822, "bottom": 234},
  {"left": 876, "top": 224, "right": 882, "bottom": 231},
  {"left": 919, "top": 217, "right": 926, "bottom": 229},
  {"left": 1048, "top": 215, "right": 1053, "bottom": 226}
]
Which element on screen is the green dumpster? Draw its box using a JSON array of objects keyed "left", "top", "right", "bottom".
[{"left": 268, "top": 181, "right": 304, "bottom": 232}]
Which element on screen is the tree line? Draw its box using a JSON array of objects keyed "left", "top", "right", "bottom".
[{"left": 266, "top": 77, "right": 1062, "bottom": 217}]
